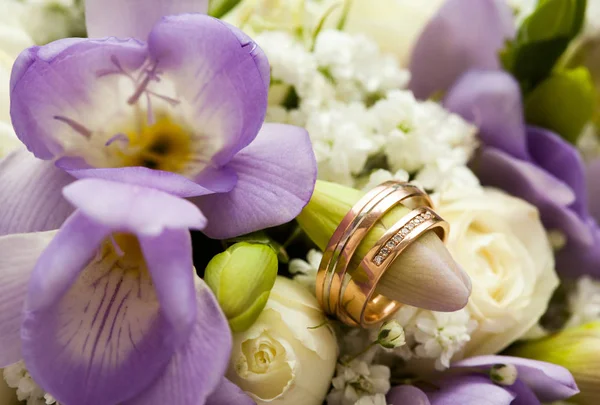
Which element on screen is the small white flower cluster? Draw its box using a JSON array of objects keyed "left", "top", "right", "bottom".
[
  {"left": 566, "top": 276, "right": 600, "bottom": 328},
  {"left": 382, "top": 306, "right": 477, "bottom": 370},
  {"left": 288, "top": 248, "right": 322, "bottom": 292},
  {"left": 326, "top": 360, "right": 391, "bottom": 405},
  {"left": 258, "top": 29, "right": 477, "bottom": 189},
  {"left": 3, "top": 361, "right": 58, "bottom": 405}
]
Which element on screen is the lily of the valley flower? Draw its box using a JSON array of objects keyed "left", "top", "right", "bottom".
[
  {"left": 3, "top": 0, "right": 317, "bottom": 239},
  {"left": 296, "top": 180, "right": 471, "bottom": 311},
  {"left": 0, "top": 178, "right": 234, "bottom": 405},
  {"left": 387, "top": 355, "right": 579, "bottom": 405},
  {"left": 509, "top": 322, "right": 600, "bottom": 405}
]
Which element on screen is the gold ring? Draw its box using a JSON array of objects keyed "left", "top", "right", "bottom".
[{"left": 316, "top": 181, "right": 449, "bottom": 328}]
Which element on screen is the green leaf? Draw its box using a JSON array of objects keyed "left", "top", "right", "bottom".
[
  {"left": 524, "top": 67, "right": 595, "bottom": 142},
  {"left": 501, "top": 0, "right": 587, "bottom": 93}
]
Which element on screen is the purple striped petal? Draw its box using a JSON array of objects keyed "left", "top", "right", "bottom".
[
  {"left": 195, "top": 123, "right": 317, "bottom": 239},
  {"left": 85, "top": 0, "right": 209, "bottom": 40},
  {"left": 21, "top": 214, "right": 192, "bottom": 405},
  {"left": 409, "top": 0, "right": 515, "bottom": 99},
  {"left": 587, "top": 159, "right": 600, "bottom": 223},
  {"left": 426, "top": 375, "right": 515, "bottom": 405},
  {"left": 0, "top": 232, "right": 55, "bottom": 367},
  {"left": 0, "top": 149, "right": 73, "bottom": 236},
  {"left": 10, "top": 38, "right": 148, "bottom": 160},
  {"left": 453, "top": 355, "right": 579, "bottom": 402},
  {"left": 444, "top": 70, "right": 529, "bottom": 160},
  {"left": 123, "top": 280, "right": 232, "bottom": 405},
  {"left": 62, "top": 179, "right": 207, "bottom": 236},
  {"left": 387, "top": 385, "right": 431, "bottom": 405},
  {"left": 147, "top": 15, "right": 268, "bottom": 166}
]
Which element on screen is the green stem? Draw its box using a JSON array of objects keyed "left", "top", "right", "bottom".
[{"left": 209, "top": 0, "right": 242, "bottom": 18}]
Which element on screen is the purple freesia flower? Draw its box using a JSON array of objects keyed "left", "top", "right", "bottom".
[
  {"left": 409, "top": 0, "right": 600, "bottom": 278},
  {"left": 2, "top": 0, "right": 316, "bottom": 239},
  {"left": 408, "top": 0, "right": 515, "bottom": 100},
  {"left": 0, "top": 178, "right": 254, "bottom": 405},
  {"left": 387, "top": 355, "right": 579, "bottom": 405}
]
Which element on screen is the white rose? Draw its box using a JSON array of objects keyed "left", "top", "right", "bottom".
[
  {"left": 228, "top": 276, "right": 338, "bottom": 405},
  {"left": 437, "top": 188, "right": 559, "bottom": 356},
  {"left": 334, "top": 0, "right": 446, "bottom": 66}
]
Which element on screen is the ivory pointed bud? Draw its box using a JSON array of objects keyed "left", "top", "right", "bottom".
[
  {"left": 296, "top": 180, "right": 471, "bottom": 312},
  {"left": 509, "top": 322, "right": 600, "bottom": 405},
  {"left": 205, "top": 242, "right": 278, "bottom": 332}
]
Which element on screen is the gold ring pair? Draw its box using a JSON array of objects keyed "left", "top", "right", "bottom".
[{"left": 316, "top": 181, "right": 449, "bottom": 328}]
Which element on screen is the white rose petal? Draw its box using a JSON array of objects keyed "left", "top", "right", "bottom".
[
  {"left": 228, "top": 277, "right": 338, "bottom": 405},
  {"left": 439, "top": 189, "right": 559, "bottom": 356}
]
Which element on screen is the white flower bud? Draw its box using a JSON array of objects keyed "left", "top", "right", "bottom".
[
  {"left": 377, "top": 320, "right": 406, "bottom": 349},
  {"left": 490, "top": 364, "right": 518, "bottom": 386}
]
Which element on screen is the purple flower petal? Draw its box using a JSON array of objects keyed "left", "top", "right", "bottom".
[
  {"left": 409, "top": 0, "right": 515, "bottom": 99},
  {"left": 10, "top": 38, "right": 148, "bottom": 160},
  {"left": 0, "top": 149, "right": 73, "bottom": 236},
  {"left": 527, "top": 126, "right": 588, "bottom": 216},
  {"left": 426, "top": 375, "right": 515, "bottom": 405},
  {"left": 123, "top": 280, "right": 232, "bottom": 405},
  {"left": 62, "top": 178, "right": 207, "bottom": 236},
  {"left": 85, "top": 0, "right": 209, "bottom": 41},
  {"left": 444, "top": 70, "right": 529, "bottom": 160},
  {"left": 24, "top": 212, "right": 110, "bottom": 312},
  {"left": 0, "top": 232, "right": 54, "bottom": 367},
  {"left": 507, "top": 380, "right": 541, "bottom": 405},
  {"left": 22, "top": 213, "right": 185, "bottom": 405},
  {"left": 453, "top": 355, "right": 579, "bottom": 402},
  {"left": 587, "top": 159, "right": 600, "bottom": 223},
  {"left": 475, "top": 148, "right": 593, "bottom": 247},
  {"left": 61, "top": 164, "right": 221, "bottom": 198},
  {"left": 139, "top": 230, "right": 197, "bottom": 346},
  {"left": 206, "top": 379, "right": 255, "bottom": 405},
  {"left": 194, "top": 123, "right": 317, "bottom": 239},
  {"left": 147, "top": 15, "right": 268, "bottom": 166},
  {"left": 556, "top": 220, "right": 600, "bottom": 278},
  {"left": 387, "top": 385, "right": 431, "bottom": 405}
]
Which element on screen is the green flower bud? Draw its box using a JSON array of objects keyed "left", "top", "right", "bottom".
[
  {"left": 489, "top": 364, "right": 518, "bottom": 386},
  {"left": 205, "top": 242, "right": 278, "bottom": 332},
  {"left": 377, "top": 320, "right": 406, "bottom": 349},
  {"left": 509, "top": 322, "right": 600, "bottom": 405},
  {"left": 296, "top": 180, "right": 471, "bottom": 312}
]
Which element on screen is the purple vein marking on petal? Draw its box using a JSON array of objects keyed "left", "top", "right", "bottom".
[
  {"left": 86, "top": 274, "right": 124, "bottom": 388},
  {"left": 54, "top": 115, "right": 93, "bottom": 138}
]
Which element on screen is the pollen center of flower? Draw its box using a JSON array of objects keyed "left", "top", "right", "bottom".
[
  {"left": 98, "top": 233, "right": 148, "bottom": 276},
  {"left": 107, "top": 115, "right": 198, "bottom": 174}
]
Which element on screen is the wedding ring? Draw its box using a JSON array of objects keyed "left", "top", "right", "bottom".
[{"left": 316, "top": 181, "right": 449, "bottom": 328}]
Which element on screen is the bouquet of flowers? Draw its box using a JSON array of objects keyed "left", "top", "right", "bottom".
[{"left": 0, "top": 0, "right": 599, "bottom": 404}]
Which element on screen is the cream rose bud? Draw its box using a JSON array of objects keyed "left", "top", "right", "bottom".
[
  {"left": 228, "top": 276, "right": 338, "bottom": 405},
  {"left": 331, "top": 0, "right": 446, "bottom": 66},
  {"left": 437, "top": 188, "right": 559, "bottom": 357}
]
